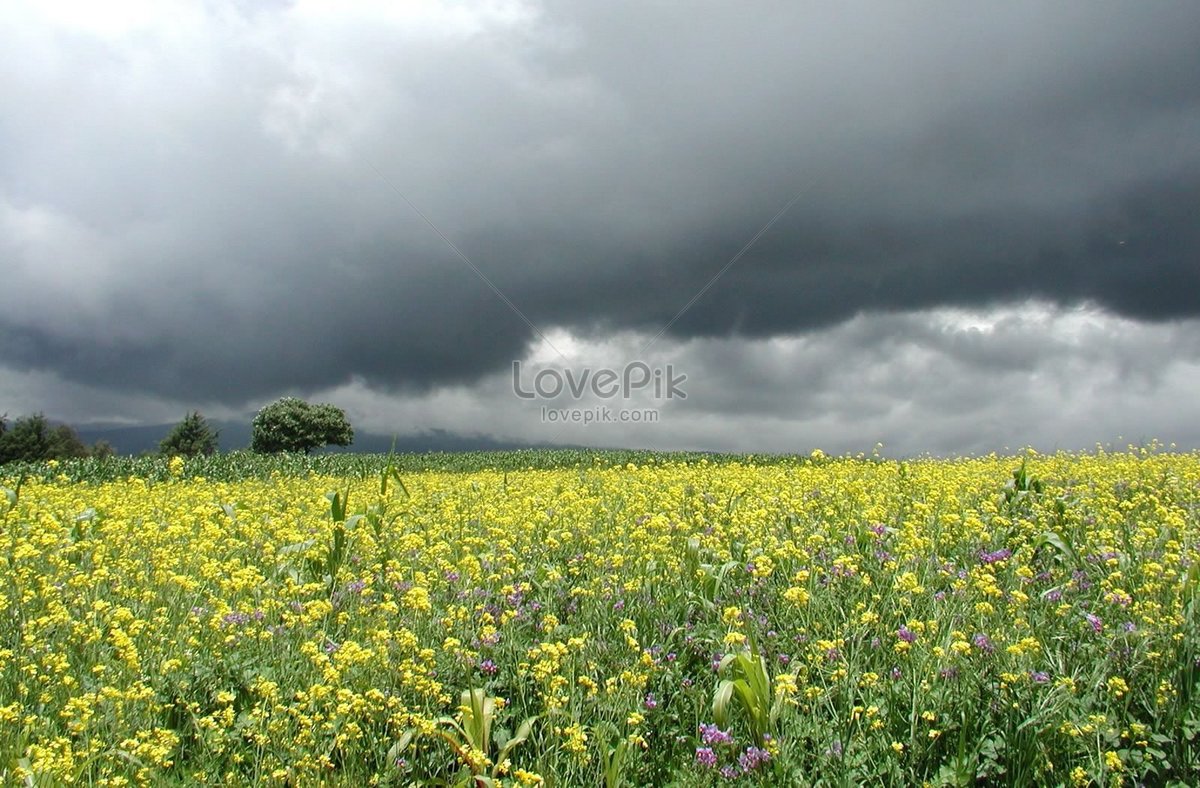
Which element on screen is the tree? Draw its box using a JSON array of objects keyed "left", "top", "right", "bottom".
[
  {"left": 0, "top": 413, "right": 89, "bottom": 463},
  {"left": 160, "top": 411, "right": 220, "bottom": 457},
  {"left": 250, "top": 397, "right": 353, "bottom": 454},
  {"left": 0, "top": 413, "right": 51, "bottom": 464},
  {"left": 47, "top": 423, "right": 90, "bottom": 459}
]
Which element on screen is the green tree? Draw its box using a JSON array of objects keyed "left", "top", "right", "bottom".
[
  {"left": 0, "top": 413, "right": 50, "bottom": 463},
  {"left": 47, "top": 423, "right": 90, "bottom": 459},
  {"left": 250, "top": 397, "right": 353, "bottom": 454},
  {"left": 159, "top": 411, "right": 220, "bottom": 457},
  {"left": 0, "top": 413, "right": 90, "bottom": 463}
]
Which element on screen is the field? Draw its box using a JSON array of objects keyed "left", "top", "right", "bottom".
[{"left": 2, "top": 448, "right": 1198, "bottom": 786}]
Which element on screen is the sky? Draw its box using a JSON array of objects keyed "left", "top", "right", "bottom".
[{"left": 2, "top": 0, "right": 1199, "bottom": 457}]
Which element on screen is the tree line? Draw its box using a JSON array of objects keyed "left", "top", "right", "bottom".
[{"left": 0, "top": 397, "right": 353, "bottom": 464}]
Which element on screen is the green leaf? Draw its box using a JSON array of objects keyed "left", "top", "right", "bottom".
[{"left": 713, "top": 680, "right": 736, "bottom": 729}]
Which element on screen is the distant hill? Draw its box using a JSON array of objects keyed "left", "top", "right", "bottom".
[{"left": 75, "top": 420, "right": 551, "bottom": 456}]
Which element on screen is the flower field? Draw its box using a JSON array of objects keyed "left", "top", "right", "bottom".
[{"left": 2, "top": 449, "right": 1198, "bottom": 786}]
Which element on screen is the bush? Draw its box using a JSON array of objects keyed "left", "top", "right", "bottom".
[
  {"left": 250, "top": 397, "right": 353, "bottom": 454},
  {"left": 160, "top": 412, "right": 220, "bottom": 457}
]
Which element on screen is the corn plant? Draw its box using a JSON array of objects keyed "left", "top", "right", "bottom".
[
  {"left": 595, "top": 722, "right": 631, "bottom": 788},
  {"left": 364, "top": 449, "right": 408, "bottom": 582},
  {"left": 396, "top": 689, "right": 537, "bottom": 787},
  {"left": 713, "top": 645, "right": 782, "bottom": 747},
  {"left": 684, "top": 537, "right": 739, "bottom": 613}
]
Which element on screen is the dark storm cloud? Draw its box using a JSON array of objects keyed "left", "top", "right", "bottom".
[{"left": 1, "top": 1, "right": 1198, "bottom": 406}]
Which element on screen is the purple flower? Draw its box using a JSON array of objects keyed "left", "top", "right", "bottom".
[
  {"left": 898, "top": 626, "right": 917, "bottom": 643},
  {"left": 1046, "top": 588, "right": 1063, "bottom": 602},
  {"left": 695, "top": 747, "right": 717, "bottom": 768},
  {"left": 644, "top": 693, "right": 658, "bottom": 710},
  {"left": 222, "top": 611, "right": 251, "bottom": 627},
  {"left": 1085, "top": 613, "right": 1104, "bottom": 633},
  {"left": 890, "top": 665, "right": 903, "bottom": 680},
  {"left": 719, "top": 765, "right": 739, "bottom": 779},
  {"left": 699, "top": 723, "right": 734, "bottom": 746},
  {"left": 480, "top": 659, "right": 498, "bottom": 676},
  {"left": 1030, "top": 671, "right": 1050, "bottom": 683},
  {"left": 738, "top": 746, "right": 772, "bottom": 772},
  {"left": 972, "top": 633, "right": 994, "bottom": 654},
  {"left": 979, "top": 548, "right": 1013, "bottom": 565}
]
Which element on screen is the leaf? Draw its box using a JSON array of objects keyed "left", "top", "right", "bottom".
[
  {"left": 278, "top": 539, "right": 317, "bottom": 556},
  {"left": 494, "top": 714, "right": 537, "bottom": 762},
  {"left": 390, "top": 729, "right": 416, "bottom": 758},
  {"left": 1034, "top": 530, "right": 1080, "bottom": 568},
  {"left": 392, "top": 468, "right": 410, "bottom": 498},
  {"left": 713, "top": 680, "right": 736, "bottom": 729}
]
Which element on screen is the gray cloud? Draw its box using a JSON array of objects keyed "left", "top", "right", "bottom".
[{"left": 1, "top": 1, "right": 1198, "bottom": 452}]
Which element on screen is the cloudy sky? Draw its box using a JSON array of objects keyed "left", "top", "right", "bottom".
[{"left": 2, "top": 0, "right": 1199, "bottom": 456}]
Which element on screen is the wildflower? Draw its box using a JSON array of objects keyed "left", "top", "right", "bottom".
[
  {"left": 694, "top": 747, "right": 717, "bottom": 768},
  {"left": 699, "top": 723, "right": 733, "bottom": 746},
  {"left": 738, "top": 746, "right": 771, "bottom": 772}
]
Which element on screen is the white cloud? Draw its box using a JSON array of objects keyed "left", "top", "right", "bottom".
[{"left": 277, "top": 301, "right": 1200, "bottom": 456}]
